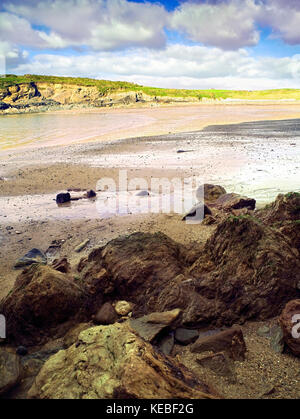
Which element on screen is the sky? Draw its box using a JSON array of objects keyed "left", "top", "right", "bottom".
[{"left": 1, "top": 0, "right": 300, "bottom": 90}]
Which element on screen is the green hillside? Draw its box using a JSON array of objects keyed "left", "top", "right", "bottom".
[{"left": 1, "top": 74, "right": 300, "bottom": 100}]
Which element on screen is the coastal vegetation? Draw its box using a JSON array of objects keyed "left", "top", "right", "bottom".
[{"left": 1, "top": 74, "right": 300, "bottom": 101}]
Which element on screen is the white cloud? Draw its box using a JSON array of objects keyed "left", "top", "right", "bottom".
[
  {"left": 4, "top": 0, "right": 168, "bottom": 50},
  {"left": 260, "top": 0, "right": 300, "bottom": 45},
  {"left": 170, "top": 0, "right": 261, "bottom": 50},
  {"left": 11, "top": 44, "right": 300, "bottom": 89}
]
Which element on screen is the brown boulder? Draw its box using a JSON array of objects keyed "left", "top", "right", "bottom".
[
  {"left": 77, "top": 232, "right": 189, "bottom": 316},
  {"left": 257, "top": 192, "right": 300, "bottom": 225},
  {"left": 0, "top": 265, "right": 85, "bottom": 346},
  {"left": 279, "top": 299, "right": 300, "bottom": 357},
  {"left": 28, "top": 323, "right": 218, "bottom": 399},
  {"left": 191, "top": 326, "right": 246, "bottom": 361},
  {"left": 187, "top": 216, "right": 300, "bottom": 325}
]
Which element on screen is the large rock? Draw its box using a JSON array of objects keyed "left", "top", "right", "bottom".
[
  {"left": 0, "top": 350, "right": 21, "bottom": 396},
  {"left": 186, "top": 216, "right": 300, "bottom": 325},
  {"left": 257, "top": 193, "right": 300, "bottom": 251},
  {"left": 279, "top": 299, "right": 300, "bottom": 357},
  {"left": 77, "top": 232, "right": 190, "bottom": 316},
  {"left": 257, "top": 192, "right": 300, "bottom": 225},
  {"left": 28, "top": 323, "right": 217, "bottom": 399},
  {"left": 0, "top": 265, "right": 85, "bottom": 346}
]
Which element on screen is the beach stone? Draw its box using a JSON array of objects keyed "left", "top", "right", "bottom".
[
  {"left": 0, "top": 349, "right": 21, "bottom": 396},
  {"left": 74, "top": 239, "right": 90, "bottom": 253},
  {"left": 270, "top": 325, "right": 284, "bottom": 354},
  {"left": 135, "top": 190, "right": 149, "bottom": 196},
  {"left": 93, "top": 302, "right": 118, "bottom": 325},
  {"left": 257, "top": 325, "right": 271, "bottom": 337},
  {"left": 114, "top": 300, "right": 133, "bottom": 316},
  {"left": 130, "top": 309, "right": 181, "bottom": 342},
  {"left": 175, "top": 328, "right": 199, "bottom": 345},
  {"left": 56, "top": 192, "right": 71, "bottom": 204},
  {"left": 182, "top": 203, "right": 212, "bottom": 221},
  {"left": 279, "top": 299, "right": 300, "bottom": 357},
  {"left": 86, "top": 190, "right": 96, "bottom": 198},
  {"left": 28, "top": 323, "right": 217, "bottom": 399},
  {"left": 0, "top": 264, "right": 84, "bottom": 346},
  {"left": 196, "top": 184, "right": 226, "bottom": 203},
  {"left": 16, "top": 346, "right": 28, "bottom": 356},
  {"left": 196, "top": 352, "right": 236, "bottom": 383},
  {"left": 191, "top": 326, "right": 246, "bottom": 361},
  {"left": 14, "top": 248, "right": 47, "bottom": 268}
]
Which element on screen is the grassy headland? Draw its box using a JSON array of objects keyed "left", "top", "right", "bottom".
[{"left": 1, "top": 74, "right": 300, "bottom": 101}]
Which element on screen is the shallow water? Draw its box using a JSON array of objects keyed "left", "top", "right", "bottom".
[{"left": 0, "top": 111, "right": 154, "bottom": 149}]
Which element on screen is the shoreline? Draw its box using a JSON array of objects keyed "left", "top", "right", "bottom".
[{"left": 1, "top": 103, "right": 300, "bottom": 153}]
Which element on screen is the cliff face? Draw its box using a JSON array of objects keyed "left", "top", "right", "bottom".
[{"left": 0, "top": 82, "right": 198, "bottom": 113}]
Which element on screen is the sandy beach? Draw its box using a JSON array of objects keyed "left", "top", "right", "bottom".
[{"left": 0, "top": 103, "right": 300, "bottom": 298}]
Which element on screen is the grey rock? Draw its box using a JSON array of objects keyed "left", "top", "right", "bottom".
[
  {"left": 135, "top": 190, "right": 150, "bottom": 197},
  {"left": 175, "top": 328, "right": 199, "bottom": 345},
  {"left": 157, "top": 333, "right": 174, "bottom": 356},
  {"left": 257, "top": 325, "right": 271, "bottom": 337},
  {"left": 0, "top": 349, "right": 21, "bottom": 396},
  {"left": 14, "top": 248, "right": 47, "bottom": 268},
  {"left": 270, "top": 325, "right": 284, "bottom": 353}
]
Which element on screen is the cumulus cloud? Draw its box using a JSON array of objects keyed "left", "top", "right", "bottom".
[
  {"left": 11, "top": 44, "right": 300, "bottom": 89},
  {"left": 260, "top": 0, "right": 300, "bottom": 45},
  {"left": 169, "top": 0, "right": 261, "bottom": 50},
  {"left": 3, "top": 0, "right": 168, "bottom": 50}
]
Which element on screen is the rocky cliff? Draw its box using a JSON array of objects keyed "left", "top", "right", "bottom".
[{"left": 0, "top": 82, "right": 199, "bottom": 114}]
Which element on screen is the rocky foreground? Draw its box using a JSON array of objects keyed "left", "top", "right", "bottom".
[{"left": 0, "top": 187, "right": 299, "bottom": 399}]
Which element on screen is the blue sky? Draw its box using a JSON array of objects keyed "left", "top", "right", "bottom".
[{"left": 1, "top": 0, "right": 300, "bottom": 89}]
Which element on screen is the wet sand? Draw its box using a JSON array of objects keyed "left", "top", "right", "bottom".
[{"left": 0, "top": 104, "right": 300, "bottom": 298}]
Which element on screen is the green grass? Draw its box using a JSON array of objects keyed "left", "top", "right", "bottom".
[{"left": 1, "top": 74, "right": 300, "bottom": 100}]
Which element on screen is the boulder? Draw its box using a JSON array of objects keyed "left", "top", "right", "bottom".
[
  {"left": 196, "top": 184, "right": 226, "bottom": 203},
  {"left": 279, "top": 299, "right": 300, "bottom": 357},
  {"left": 77, "top": 232, "right": 190, "bottom": 316},
  {"left": 0, "top": 350, "right": 21, "bottom": 396},
  {"left": 93, "top": 302, "right": 118, "bottom": 325},
  {"left": 14, "top": 248, "right": 47, "bottom": 268},
  {"left": 56, "top": 192, "right": 71, "bottom": 204},
  {"left": 191, "top": 326, "right": 246, "bottom": 361},
  {"left": 257, "top": 192, "right": 300, "bottom": 225},
  {"left": 187, "top": 216, "right": 300, "bottom": 325},
  {"left": 28, "top": 323, "right": 218, "bottom": 399},
  {"left": 130, "top": 309, "right": 181, "bottom": 342},
  {"left": 215, "top": 193, "right": 256, "bottom": 211},
  {"left": 85, "top": 190, "right": 96, "bottom": 198},
  {"left": 0, "top": 265, "right": 84, "bottom": 346}
]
